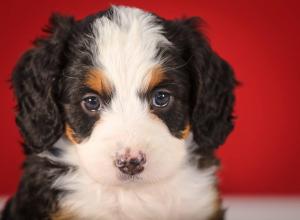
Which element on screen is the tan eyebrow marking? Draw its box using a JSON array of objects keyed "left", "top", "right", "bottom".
[
  {"left": 85, "top": 69, "right": 112, "bottom": 93},
  {"left": 143, "top": 66, "right": 166, "bottom": 92}
]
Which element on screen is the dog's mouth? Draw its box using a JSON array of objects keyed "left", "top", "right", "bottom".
[{"left": 117, "top": 172, "right": 144, "bottom": 182}]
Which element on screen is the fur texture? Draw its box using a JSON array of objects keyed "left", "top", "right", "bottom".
[{"left": 2, "top": 5, "right": 236, "bottom": 220}]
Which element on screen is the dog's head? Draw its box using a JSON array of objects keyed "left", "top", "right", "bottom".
[{"left": 12, "top": 6, "right": 236, "bottom": 185}]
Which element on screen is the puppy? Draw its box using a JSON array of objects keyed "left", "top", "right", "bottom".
[{"left": 1, "top": 5, "right": 236, "bottom": 220}]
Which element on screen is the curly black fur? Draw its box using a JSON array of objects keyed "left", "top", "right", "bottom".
[
  {"left": 12, "top": 14, "right": 75, "bottom": 154},
  {"left": 2, "top": 156, "right": 71, "bottom": 220},
  {"left": 163, "top": 18, "right": 237, "bottom": 155}
]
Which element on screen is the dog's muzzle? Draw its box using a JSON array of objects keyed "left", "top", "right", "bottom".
[{"left": 115, "top": 149, "right": 146, "bottom": 175}]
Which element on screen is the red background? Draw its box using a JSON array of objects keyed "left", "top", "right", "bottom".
[{"left": 1, "top": 0, "right": 300, "bottom": 196}]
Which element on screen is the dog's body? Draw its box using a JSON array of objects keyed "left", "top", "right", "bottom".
[{"left": 2, "top": 6, "right": 236, "bottom": 220}]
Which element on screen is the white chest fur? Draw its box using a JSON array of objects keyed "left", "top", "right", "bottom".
[{"left": 53, "top": 164, "right": 218, "bottom": 220}]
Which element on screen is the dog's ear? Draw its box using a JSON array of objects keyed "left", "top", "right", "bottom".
[
  {"left": 12, "top": 14, "right": 75, "bottom": 154},
  {"left": 167, "top": 18, "right": 237, "bottom": 154}
]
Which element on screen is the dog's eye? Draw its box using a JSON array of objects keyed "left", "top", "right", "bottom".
[
  {"left": 152, "top": 89, "right": 171, "bottom": 108},
  {"left": 81, "top": 94, "right": 101, "bottom": 112}
]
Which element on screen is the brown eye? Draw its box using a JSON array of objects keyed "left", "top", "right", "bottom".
[
  {"left": 81, "top": 94, "right": 101, "bottom": 112},
  {"left": 152, "top": 89, "right": 172, "bottom": 108}
]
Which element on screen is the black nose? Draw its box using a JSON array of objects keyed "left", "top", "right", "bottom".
[
  {"left": 115, "top": 153, "right": 146, "bottom": 175},
  {"left": 129, "top": 158, "right": 141, "bottom": 166}
]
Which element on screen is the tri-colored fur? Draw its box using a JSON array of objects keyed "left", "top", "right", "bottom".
[{"left": 1, "top": 5, "right": 236, "bottom": 220}]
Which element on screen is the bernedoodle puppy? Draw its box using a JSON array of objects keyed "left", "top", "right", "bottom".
[{"left": 1, "top": 5, "right": 236, "bottom": 220}]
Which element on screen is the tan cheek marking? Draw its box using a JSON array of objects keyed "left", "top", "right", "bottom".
[
  {"left": 85, "top": 69, "right": 111, "bottom": 93},
  {"left": 209, "top": 192, "right": 224, "bottom": 220},
  {"left": 144, "top": 66, "right": 166, "bottom": 92},
  {"left": 149, "top": 115, "right": 191, "bottom": 140},
  {"left": 181, "top": 124, "right": 191, "bottom": 139},
  {"left": 65, "top": 124, "right": 78, "bottom": 144},
  {"left": 51, "top": 209, "right": 75, "bottom": 220}
]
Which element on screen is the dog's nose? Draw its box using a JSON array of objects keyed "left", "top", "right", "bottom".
[{"left": 115, "top": 151, "right": 146, "bottom": 175}]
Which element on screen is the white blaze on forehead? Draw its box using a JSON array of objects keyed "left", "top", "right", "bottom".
[
  {"left": 92, "top": 6, "right": 170, "bottom": 98},
  {"left": 78, "top": 5, "right": 187, "bottom": 187}
]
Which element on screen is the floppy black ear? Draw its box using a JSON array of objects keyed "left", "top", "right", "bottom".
[
  {"left": 12, "top": 14, "right": 75, "bottom": 154},
  {"left": 166, "top": 18, "right": 237, "bottom": 154}
]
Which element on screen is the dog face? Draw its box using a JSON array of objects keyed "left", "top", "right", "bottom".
[{"left": 12, "top": 6, "right": 236, "bottom": 185}]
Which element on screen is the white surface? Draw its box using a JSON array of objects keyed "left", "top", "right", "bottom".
[
  {"left": 1, "top": 196, "right": 300, "bottom": 219},
  {"left": 224, "top": 196, "right": 300, "bottom": 220}
]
